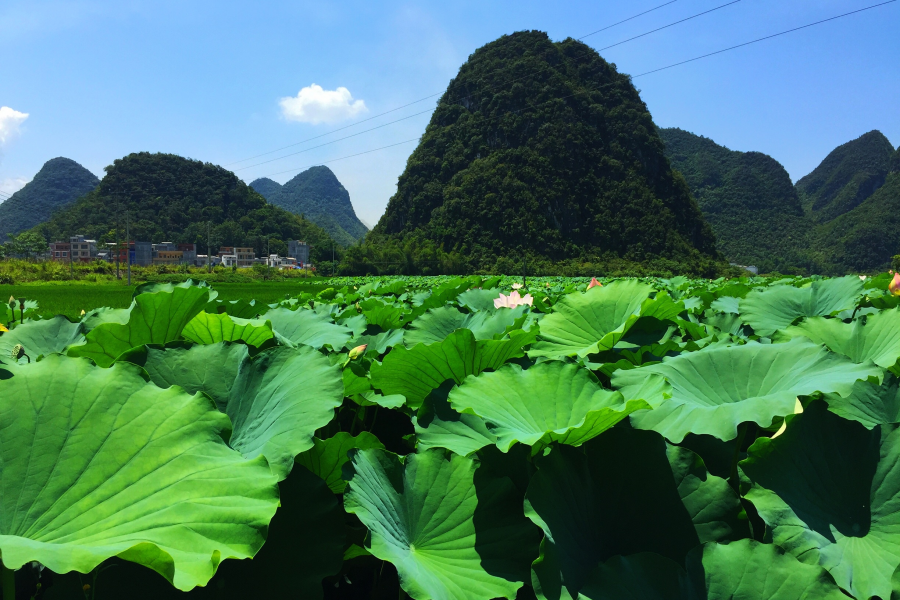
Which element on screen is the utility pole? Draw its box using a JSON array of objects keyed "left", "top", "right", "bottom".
[
  {"left": 523, "top": 252, "right": 527, "bottom": 288},
  {"left": 332, "top": 243, "right": 335, "bottom": 277},
  {"left": 207, "top": 221, "right": 211, "bottom": 273},
  {"left": 114, "top": 194, "right": 120, "bottom": 280},
  {"left": 69, "top": 236, "right": 73, "bottom": 277},
  {"left": 126, "top": 211, "right": 131, "bottom": 286}
]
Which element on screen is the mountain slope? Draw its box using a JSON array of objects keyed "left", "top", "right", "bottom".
[
  {"left": 796, "top": 130, "right": 894, "bottom": 223},
  {"left": 363, "top": 30, "right": 719, "bottom": 273},
  {"left": 660, "top": 128, "right": 809, "bottom": 273},
  {"left": 34, "top": 152, "right": 335, "bottom": 261},
  {"left": 0, "top": 157, "right": 99, "bottom": 240},
  {"left": 808, "top": 145, "right": 900, "bottom": 273},
  {"left": 250, "top": 167, "right": 367, "bottom": 247}
]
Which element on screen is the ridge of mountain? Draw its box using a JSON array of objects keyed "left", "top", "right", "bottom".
[
  {"left": 357, "top": 30, "right": 721, "bottom": 274},
  {"left": 250, "top": 166, "right": 367, "bottom": 247},
  {"left": 660, "top": 128, "right": 809, "bottom": 274},
  {"left": 34, "top": 152, "right": 336, "bottom": 261},
  {"left": 0, "top": 157, "right": 100, "bottom": 241},
  {"left": 796, "top": 130, "right": 895, "bottom": 223}
]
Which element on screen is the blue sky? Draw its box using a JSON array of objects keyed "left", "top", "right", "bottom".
[{"left": 1, "top": 0, "right": 898, "bottom": 226}]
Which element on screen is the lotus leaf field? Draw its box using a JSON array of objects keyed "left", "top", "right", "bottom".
[{"left": 4, "top": 273, "right": 900, "bottom": 599}]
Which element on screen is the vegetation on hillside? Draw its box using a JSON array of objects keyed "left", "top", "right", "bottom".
[
  {"left": 353, "top": 30, "right": 722, "bottom": 276},
  {"left": 809, "top": 146, "right": 900, "bottom": 273},
  {"left": 660, "top": 128, "right": 809, "bottom": 274},
  {"left": 32, "top": 152, "right": 338, "bottom": 262},
  {"left": 796, "top": 130, "right": 894, "bottom": 223},
  {"left": 0, "top": 157, "right": 99, "bottom": 241},
  {"left": 250, "top": 166, "right": 368, "bottom": 247}
]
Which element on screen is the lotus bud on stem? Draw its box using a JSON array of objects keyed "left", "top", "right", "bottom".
[
  {"left": 890, "top": 273, "right": 900, "bottom": 296},
  {"left": 344, "top": 344, "right": 367, "bottom": 367}
]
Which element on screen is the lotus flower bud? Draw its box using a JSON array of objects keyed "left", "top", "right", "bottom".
[
  {"left": 587, "top": 277, "right": 602, "bottom": 290},
  {"left": 0, "top": 323, "right": 8, "bottom": 332},
  {"left": 890, "top": 273, "right": 900, "bottom": 296},
  {"left": 8, "top": 296, "right": 15, "bottom": 309},
  {"left": 80, "top": 309, "right": 86, "bottom": 317},
  {"left": 348, "top": 344, "right": 368, "bottom": 361}
]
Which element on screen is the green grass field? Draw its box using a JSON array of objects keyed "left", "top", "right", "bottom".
[{"left": 1, "top": 280, "right": 334, "bottom": 320}]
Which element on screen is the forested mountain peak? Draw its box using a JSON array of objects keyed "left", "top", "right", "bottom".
[
  {"left": 250, "top": 166, "right": 367, "bottom": 247},
  {"left": 34, "top": 152, "right": 335, "bottom": 261},
  {"left": 660, "top": 127, "right": 808, "bottom": 274},
  {"left": 360, "top": 30, "right": 720, "bottom": 274},
  {"left": 796, "top": 129, "right": 895, "bottom": 223},
  {"left": 0, "top": 157, "right": 99, "bottom": 240}
]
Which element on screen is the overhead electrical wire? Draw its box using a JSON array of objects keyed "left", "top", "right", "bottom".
[
  {"left": 224, "top": 0, "right": 685, "bottom": 168},
  {"left": 235, "top": 0, "right": 740, "bottom": 173},
  {"left": 98, "top": 0, "right": 896, "bottom": 198}
]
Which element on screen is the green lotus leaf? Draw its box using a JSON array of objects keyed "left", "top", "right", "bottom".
[
  {"left": 204, "top": 298, "right": 268, "bottom": 319},
  {"left": 132, "top": 278, "right": 215, "bottom": 298},
  {"left": 0, "top": 355, "right": 279, "bottom": 591},
  {"left": 0, "top": 316, "right": 84, "bottom": 364},
  {"left": 525, "top": 428, "right": 745, "bottom": 600},
  {"left": 823, "top": 373, "right": 900, "bottom": 429},
  {"left": 448, "top": 361, "right": 645, "bottom": 452},
  {"left": 579, "top": 540, "right": 846, "bottom": 600},
  {"left": 294, "top": 432, "right": 385, "bottom": 494},
  {"left": 739, "top": 276, "right": 864, "bottom": 336},
  {"left": 404, "top": 305, "right": 527, "bottom": 346},
  {"left": 67, "top": 284, "right": 212, "bottom": 367},
  {"left": 347, "top": 327, "right": 405, "bottom": 355},
  {"left": 458, "top": 288, "right": 506, "bottom": 311},
  {"left": 530, "top": 281, "right": 682, "bottom": 358},
  {"left": 80, "top": 305, "right": 132, "bottom": 331},
  {"left": 228, "top": 345, "right": 345, "bottom": 479},
  {"left": 780, "top": 307, "right": 900, "bottom": 368},
  {"left": 343, "top": 448, "right": 541, "bottom": 600},
  {"left": 614, "top": 338, "right": 880, "bottom": 442},
  {"left": 742, "top": 401, "right": 900, "bottom": 600},
  {"left": 181, "top": 311, "right": 275, "bottom": 348},
  {"left": 266, "top": 306, "right": 352, "bottom": 349},
  {"left": 709, "top": 296, "right": 741, "bottom": 314},
  {"left": 414, "top": 381, "right": 499, "bottom": 456},
  {"left": 119, "top": 342, "right": 248, "bottom": 410},
  {"left": 370, "top": 328, "right": 535, "bottom": 409}
]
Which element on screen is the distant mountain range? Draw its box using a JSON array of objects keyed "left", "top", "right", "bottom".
[
  {"left": 250, "top": 166, "right": 368, "bottom": 247},
  {"left": 0, "top": 157, "right": 99, "bottom": 241},
  {"left": 33, "top": 152, "right": 336, "bottom": 262},
  {"left": 662, "top": 128, "right": 899, "bottom": 274}
]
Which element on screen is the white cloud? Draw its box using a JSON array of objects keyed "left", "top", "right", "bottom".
[
  {"left": 279, "top": 84, "right": 367, "bottom": 125},
  {"left": 0, "top": 106, "right": 29, "bottom": 145},
  {"left": 0, "top": 177, "right": 29, "bottom": 202}
]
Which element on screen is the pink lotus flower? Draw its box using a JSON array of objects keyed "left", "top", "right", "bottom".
[
  {"left": 890, "top": 273, "right": 900, "bottom": 296},
  {"left": 494, "top": 290, "right": 534, "bottom": 309},
  {"left": 587, "top": 277, "right": 602, "bottom": 290},
  {"left": 512, "top": 282, "right": 523, "bottom": 290}
]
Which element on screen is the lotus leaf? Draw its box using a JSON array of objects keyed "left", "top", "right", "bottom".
[
  {"left": 448, "top": 361, "right": 646, "bottom": 452},
  {"left": 579, "top": 540, "right": 846, "bottom": 599},
  {"left": 739, "top": 275, "right": 864, "bottom": 336},
  {"left": 343, "top": 448, "right": 540, "bottom": 600},
  {"left": 404, "top": 305, "right": 527, "bottom": 346},
  {"left": 742, "top": 401, "right": 900, "bottom": 600},
  {"left": 0, "top": 355, "right": 279, "bottom": 591},
  {"left": 615, "top": 338, "right": 880, "bottom": 442},
  {"left": 823, "top": 373, "right": 900, "bottom": 429},
  {"left": 266, "top": 306, "right": 352, "bottom": 349},
  {"left": 780, "top": 307, "right": 900, "bottom": 368},
  {"left": 181, "top": 311, "right": 274, "bottom": 348},
  {"left": 524, "top": 428, "right": 745, "bottom": 600},
  {"left": 294, "top": 432, "right": 385, "bottom": 493},
  {"left": 68, "top": 284, "right": 211, "bottom": 367},
  {"left": 0, "top": 316, "right": 84, "bottom": 364},
  {"left": 370, "top": 328, "right": 535, "bottom": 409}
]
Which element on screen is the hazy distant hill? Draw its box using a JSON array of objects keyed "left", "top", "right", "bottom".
[
  {"left": 250, "top": 166, "right": 367, "bottom": 247},
  {"left": 0, "top": 157, "right": 99, "bottom": 240},
  {"left": 796, "top": 130, "right": 895, "bottom": 223},
  {"left": 356, "top": 30, "right": 720, "bottom": 274},
  {"left": 808, "top": 145, "right": 900, "bottom": 273},
  {"left": 34, "top": 152, "right": 335, "bottom": 261},
  {"left": 660, "top": 128, "right": 809, "bottom": 273}
]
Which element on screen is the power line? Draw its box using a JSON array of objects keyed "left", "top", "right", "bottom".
[
  {"left": 224, "top": 0, "right": 683, "bottom": 168},
  {"left": 98, "top": 0, "right": 896, "bottom": 198},
  {"left": 631, "top": 0, "right": 897, "bottom": 78}
]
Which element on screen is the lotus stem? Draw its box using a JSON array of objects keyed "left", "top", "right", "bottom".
[{"left": 1, "top": 559, "right": 15, "bottom": 600}]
